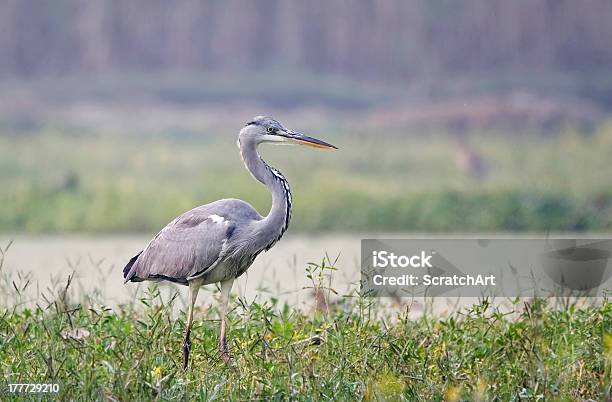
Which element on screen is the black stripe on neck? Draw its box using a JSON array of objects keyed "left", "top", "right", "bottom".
[{"left": 262, "top": 161, "right": 292, "bottom": 251}]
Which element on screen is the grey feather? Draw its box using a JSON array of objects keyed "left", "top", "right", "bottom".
[{"left": 124, "top": 199, "right": 261, "bottom": 285}]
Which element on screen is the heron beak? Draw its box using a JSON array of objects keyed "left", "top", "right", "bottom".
[{"left": 282, "top": 130, "right": 338, "bottom": 150}]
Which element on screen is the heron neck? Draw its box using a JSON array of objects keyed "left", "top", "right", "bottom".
[{"left": 240, "top": 139, "right": 292, "bottom": 248}]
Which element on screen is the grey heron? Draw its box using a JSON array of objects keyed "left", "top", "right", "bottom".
[{"left": 122, "top": 116, "right": 336, "bottom": 369}]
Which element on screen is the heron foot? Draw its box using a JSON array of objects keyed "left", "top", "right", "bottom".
[
  {"left": 183, "top": 335, "right": 191, "bottom": 370},
  {"left": 219, "top": 338, "right": 230, "bottom": 364},
  {"left": 221, "top": 351, "right": 231, "bottom": 364}
]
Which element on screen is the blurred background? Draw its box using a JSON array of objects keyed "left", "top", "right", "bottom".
[
  {"left": 2, "top": 0, "right": 612, "bottom": 234},
  {"left": 1, "top": 1, "right": 612, "bottom": 306}
]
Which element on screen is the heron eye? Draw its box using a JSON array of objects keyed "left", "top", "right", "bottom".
[{"left": 266, "top": 127, "right": 274, "bottom": 133}]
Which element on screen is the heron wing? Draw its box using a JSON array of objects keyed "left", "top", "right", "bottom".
[{"left": 123, "top": 205, "right": 236, "bottom": 285}]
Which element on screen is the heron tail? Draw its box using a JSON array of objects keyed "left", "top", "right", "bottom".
[{"left": 123, "top": 251, "right": 143, "bottom": 283}]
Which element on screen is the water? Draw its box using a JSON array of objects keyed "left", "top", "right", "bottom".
[
  {"left": 0, "top": 234, "right": 536, "bottom": 316},
  {"left": 0, "top": 234, "right": 363, "bottom": 312}
]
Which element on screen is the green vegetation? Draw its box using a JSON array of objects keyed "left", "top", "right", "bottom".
[
  {"left": 0, "top": 275, "right": 610, "bottom": 400},
  {"left": 2, "top": 122, "right": 612, "bottom": 233}
]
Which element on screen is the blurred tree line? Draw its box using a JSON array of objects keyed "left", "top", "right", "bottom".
[{"left": 1, "top": 0, "right": 611, "bottom": 80}]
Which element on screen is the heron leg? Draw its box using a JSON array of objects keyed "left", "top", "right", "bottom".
[
  {"left": 183, "top": 281, "right": 200, "bottom": 370},
  {"left": 218, "top": 278, "right": 234, "bottom": 364}
]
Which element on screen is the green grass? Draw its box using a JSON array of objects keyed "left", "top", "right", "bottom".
[
  {"left": 0, "top": 259, "right": 610, "bottom": 400},
  {"left": 0, "top": 291, "right": 609, "bottom": 400}
]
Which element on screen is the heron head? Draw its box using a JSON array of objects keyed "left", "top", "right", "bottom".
[{"left": 239, "top": 116, "right": 337, "bottom": 150}]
